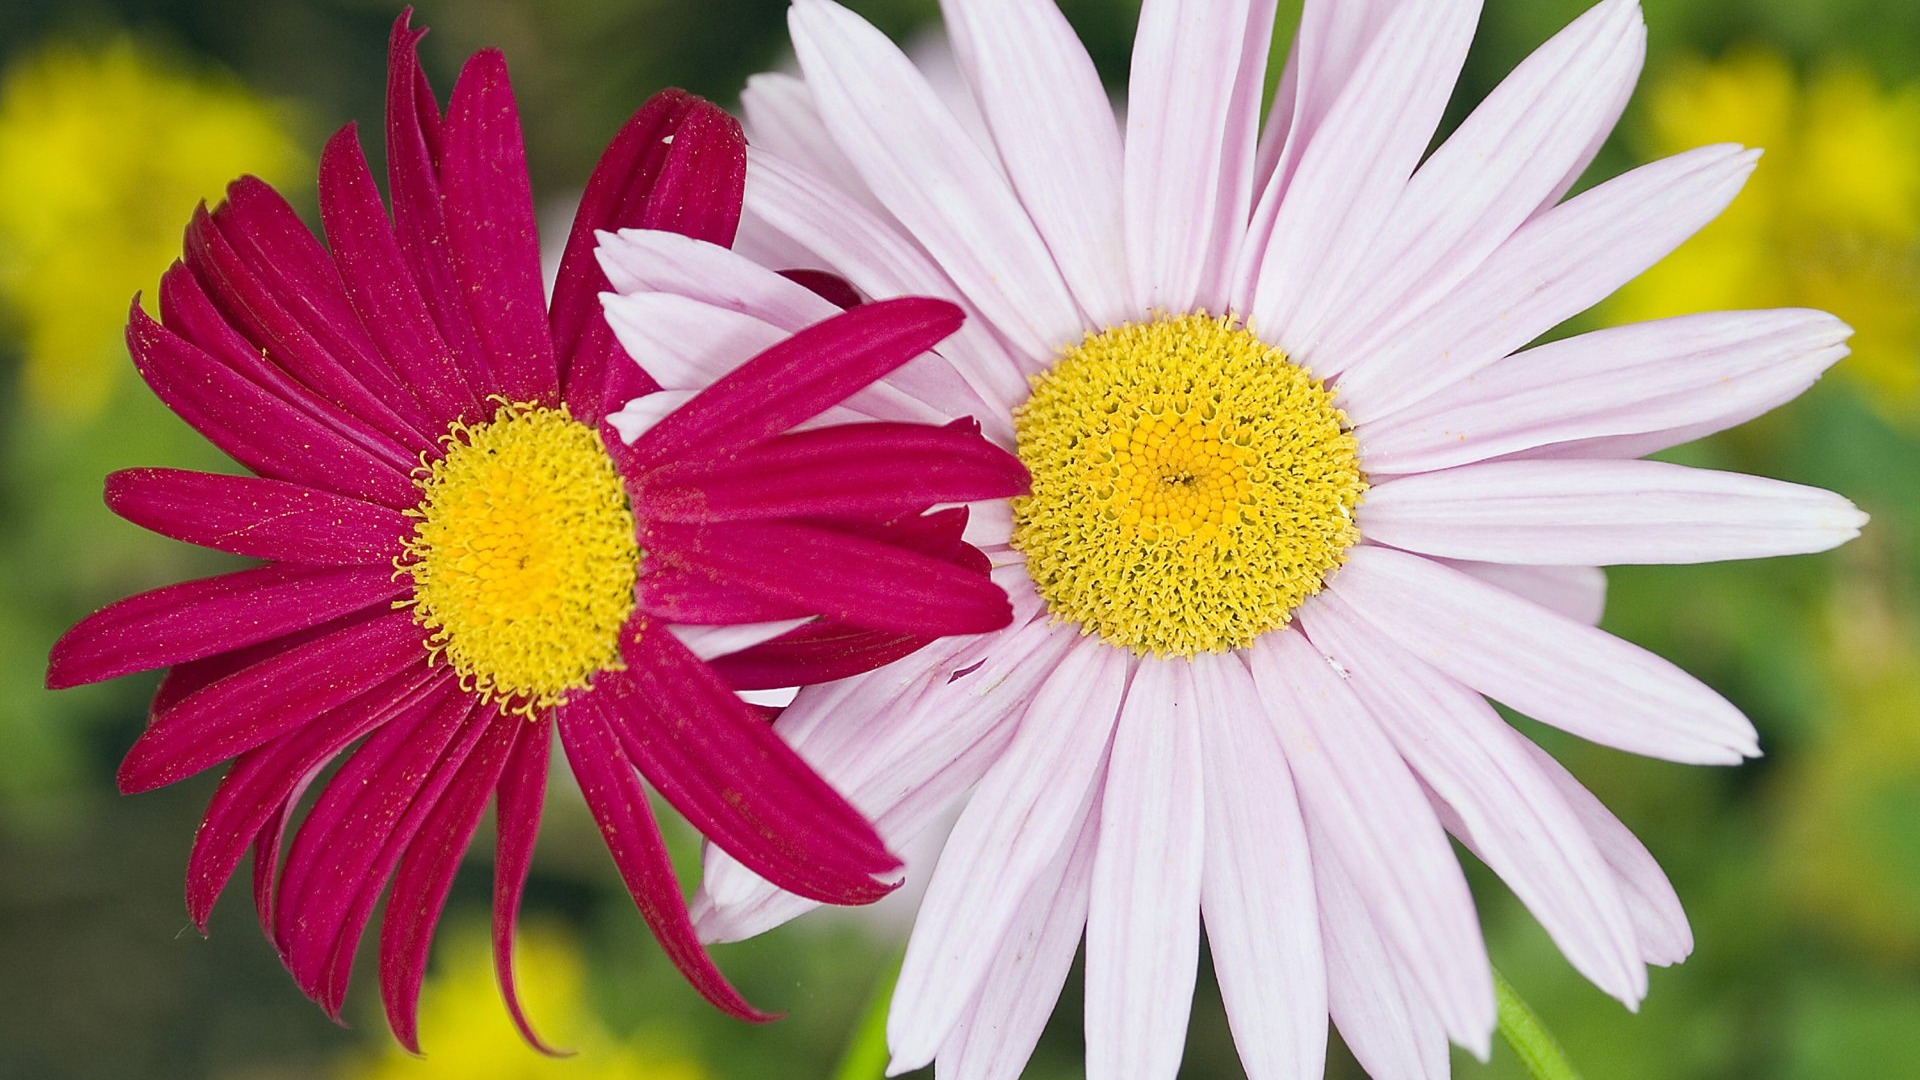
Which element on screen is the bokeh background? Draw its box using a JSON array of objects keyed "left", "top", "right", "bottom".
[{"left": 0, "top": 0, "right": 1916, "bottom": 1077}]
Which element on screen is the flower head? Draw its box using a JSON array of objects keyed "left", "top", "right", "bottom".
[
  {"left": 45, "top": 11, "right": 1025, "bottom": 1051},
  {"left": 606, "top": 0, "right": 1868, "bottom": 1077}
]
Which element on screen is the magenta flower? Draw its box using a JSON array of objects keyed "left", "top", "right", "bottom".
[{"left": 44, "top": 12, "right": 1024, "bottom": 1050}]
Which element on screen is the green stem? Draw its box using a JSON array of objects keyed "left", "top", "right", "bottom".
[
  {"left": 831, "top": 953, "right": 902, "bottom": 1080},
  {"left": 1494, "top": 967, "right": 1584, "bottom": 1080}
]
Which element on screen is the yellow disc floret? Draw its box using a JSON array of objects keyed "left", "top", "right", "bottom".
[
  {"left": 1011, "top": 313, "right": 1366, "bottom": 656},
  {"left": 399, "top": 399, "right": 639, "bottom": 712}
]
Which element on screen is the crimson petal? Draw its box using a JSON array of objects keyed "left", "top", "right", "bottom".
[
  {"left": 643, "top": 518, "right": 1011, "bottom": 636},
  {"left": 595, "top": 626, "right": 897, "bottom": 904},
  {"left": 637, "top": 419, "right": 1026, "bottom": 524},
  {"left": 105, "top": 468, "right": 409, "bottom": 566},
  {"left": 117, "top": 612, "right": 426, "bottom": 792},
  {"left": 555, "top": 708, "right": 771, "bottom": 1022},
  {"left": 440, "top": 49, "right": 556, "bottom": 405},
  {"left": 628, "top": 297, "right": 964, "bottom": 468},
  {"left": 492, "top": 719, "right": 562, "bottom": 1054},
  {"left": 49, "top": 563, "right": 404, "bottom": 690}
]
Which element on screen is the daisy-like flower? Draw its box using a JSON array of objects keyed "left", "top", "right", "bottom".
[
  {"left": 44, "top": 13, "right": 1024, "bottom": 1051},
  {"left": 600, "top": 0, "right": 1868, "bottom": 1076}
]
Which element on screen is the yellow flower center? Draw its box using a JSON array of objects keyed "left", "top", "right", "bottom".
[
  {"left": 399, "top": 400, "right": 639, "bottom": 712},
  {"left": 1011, "top": 313, "right": 1366, "bottom": 656}
]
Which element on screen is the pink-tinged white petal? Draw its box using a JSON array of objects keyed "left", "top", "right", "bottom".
[
  {"left": 601, "top": 292, "right": 788, "bottom": 392},
  {"left": 608, "top": 390, "right": 699, "bottom": 445},
  {"left": 1435, "top": 560, "right": 1607, "bottom": 627},
  {"left": 1330, "top": 545, "right": 1758, "bottom": 763},
  {"left": 1125, "top": 0, "right": 1276, "bottom": 313},
  {"left": 1250, "top": 628, "right": 1495, "bottom": 1056},
  {"left": 1361, "top": 459, "right": 1866, "bottom": 565},
  {"left": 1245, "top": 0, "right": 1482, "bottom": 357},
  {"left": 598, "top": 228, "right": 989, "bottom": 426},
  {"left": 697, "top": 608, "right": 1071, "bottom": 944},
  {"left": 1360, "top": 309, "right": 1851, "bottom": 474},
  {"left": 938, "top": 781, "right": 1101, "bottom": 1080},
  {"left": 1295, "top": 0, "right": 1644, "bottom": 370},
  {"left": 888, "top": 637, "right": 1130, "bottom": 1072},
  {"left": 1085, "top": 660, "right": 1205, "bottom": 1080},
  {"left": 1334, "top": 144, "right": 1760, "bottom": 425},
  {"left": 1300, "top": 599, "right": 1646, "bottom": 1005},
  {"left": 746, "top": 149, "right": 1029, "bottom": 417},
  {"left": 1316, "top": 848, "right": 1451, "bottom": 1080},
  {"left": 1250, "top": 0, "right": 1407, "bottom": 209},
  {"left": 940, "top": 0, "right": 1131, "bottom": 326},
  {"left": 790, "top": 0, "right": 1085, "bottom": 357},
  {"left": 1193, "top": 652, "right": 1326, "bottom": 1080},
  {"left": 1516, "top": 740, "right": 1694, "bottom": 966},
  {"left": 740, "top": 72, "right": 893, "bottom": 220},
  {"left": 668, "top": 619, "right": 812, "bottom": 662}
]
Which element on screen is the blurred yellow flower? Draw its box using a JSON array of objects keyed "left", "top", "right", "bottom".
[
  {"left": 1609, "top": 48, "right": 1920, "bottom": 420},
  {"left": 344, "top": 924, "right": 706, "bottom": 1080},
  {"left": 0, "top": 37, "right": 304, "bottom": 419}
]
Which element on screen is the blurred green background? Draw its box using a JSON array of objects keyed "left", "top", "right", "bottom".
[{"left": 0, "top": 1, "right": 1916, "bottom": 1077}]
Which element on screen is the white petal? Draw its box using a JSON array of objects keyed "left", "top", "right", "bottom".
[
  {"left": 937, "top": 786, "right": 1101, "bottom": 1080},
  {"left": 790, "top": 0, "right": 1085, "bottom": 358},
  {"left": 1299, "top": 599, "right": 1646, "bottom": 1005},
  {"left": 598, "top": 227, "right": 989, "bottom": 427},
  {"left": 740, "top": 71, "right": 891, "bottom": 217},
  {"left": 1516, "top": 740, "right": 1694, "bottom": 966},
  {"left": 1194, "top": 652, "right": 1327, "bottom": 1080},
  {"left": 1334, "top": 144, "right": 1760, "bottom": 425},
  {"left": 667, "top": 618, "right": 811, "bottom": 661},
  {"left": 696, "top": 605, "right": 1067, "bottom": 942},
  {"left": 1302, "top": 0, "right": 1645, "bottom": 371},
  {"left": 1359, "top": 309, "right": 1852, "bottom": 474},
  {"left": 1316, "top": 849, "right": 1451, "bottom": 1080},
  {"left": 746, "top": 148, "right": 1030, "bottom": 420},
  {"left": 1328, "top": 545, "right": 1759, "bottom": 763},
  {"left": 939, "top": 0, "right": 1131, "bottom": 326},
  {"left": 608, "top": 389, "right": 698, "bottom": 445},
  {"left": 1125, "top": 0, "right": 1277, "bottom": 312},
  {"left": 1435, "top": 560, "right": 1607, "bottom": 626},
  {"left": 1246, "top": 0, "right": 1482, "bottom": 357},
  {"left": 1250, "top": 628, "right": 1494, "bottom": 1056},
  {"left": 1085, "top": 659, "right": 1205, "bottom": 1080},
  {"left": 600, "top": 291, "right": 784, "bottom": 389},
  {"left": 888, "top": 637, "right": 1131, "bottom": 1070},
  {"left": 1360, "top": 459, "right": 1867, "bottom": 565}
]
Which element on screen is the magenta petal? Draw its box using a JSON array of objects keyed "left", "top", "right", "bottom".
[
  {"left": 638, "top": 97, "right": 748, "bottom": 248},
  {"left": 380, "top": 711, "right": 520, "bottom": 1050},
  {"left": 213, "top": 177, "right": 440, "bottom": 438},
  {"left": 439, "top": 49, "right": 557, "bottom": 405},
  {"left": 706, "top": 621, "right": 930, "bottom": 691},
  {"left": 385, "top": 13, "right": 492, "bottom": 398},
  {"left": 106, "top": 468, "right": 410, "bottom": 566},
  {"left": 272, "top": 690, "right": 485, "bottom": 1011},
  {"left": 634, "top": 562, "right": 817, "bottom": 624},
  {"left": 492, "top": 718, "right": 562, "bottom": 1054},
  {"left": 628, "top": 297, "right": 966, "bottom": 468},
  {"left": 777, "top": 269, "right": 863, "bottom": 311},
  {"left": 186, "top": 200, "right": 431, "bottom": 454},
  {"left": 554, "top": 708, "right": 772, "bottom": 1022},
  {"left": 636, "top": 419, "right": 1028, "bottom": 524},
  {"left": 186, "top": 665, "right": 448, "bottom": 929},
  {"left": 128, "top": 302, "right": 418, "bottom": 507},
  {"left": 117, "top": 612, "right": 427, "bottom": 793},
  {"left": 318, "top": 124, "right": 482, "bottom": 423},
  {"left": 595, "top": 626, "right": 897, "bottom": 904},
  {"left": 252, "top": 795, "right": 297, "bottom": 943},
  {"left": 644, "top": 518, "right": 1012, "bottom": 636},
  {"left": 49, "top": 563, "right": 405, "bottom": 690}
]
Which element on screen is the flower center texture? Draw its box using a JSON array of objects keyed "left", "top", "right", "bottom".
[
  {"left": 399, "top": 400, "right": 639, "bottom": 711},
  {"left": 1011, "top": 314, "right": 1367, "bottom": 656}
]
